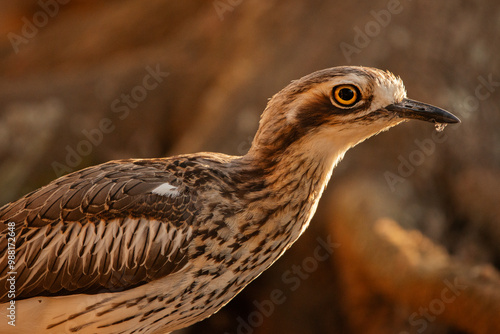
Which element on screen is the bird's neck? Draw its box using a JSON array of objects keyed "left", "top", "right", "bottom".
[{"left": 237, "top": 137, "right": 350, "bottom": 244}]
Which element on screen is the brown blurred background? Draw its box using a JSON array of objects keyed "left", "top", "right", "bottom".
[{"left": 0, "top": 0, "right": 499, "bottom": 333}]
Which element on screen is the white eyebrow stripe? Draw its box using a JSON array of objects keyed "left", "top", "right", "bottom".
[{"left": 152, "top": 183, "right": 180, "bottom": 197}]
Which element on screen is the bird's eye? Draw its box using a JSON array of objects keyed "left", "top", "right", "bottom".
[{"left": 332, "top": 85, "right": 360, "bottom": 107}]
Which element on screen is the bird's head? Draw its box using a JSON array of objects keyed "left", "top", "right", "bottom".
[{"left": 249, "top": 66, "right": 459, "bottom": 165}]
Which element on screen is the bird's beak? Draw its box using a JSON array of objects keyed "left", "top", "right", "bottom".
[{"left": 386, "top": 98, "right": 460, "bottom": 124}]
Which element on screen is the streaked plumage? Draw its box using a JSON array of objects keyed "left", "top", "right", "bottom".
[{"left": 0, "top": 66, "right": 459, "bottom": 333}]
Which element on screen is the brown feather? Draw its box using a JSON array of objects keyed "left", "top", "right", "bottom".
[{"left": 0, "top": 157, "right": 206, "bottom": 302}]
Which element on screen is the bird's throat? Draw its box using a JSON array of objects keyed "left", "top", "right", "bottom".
[{"left": 239, "top": 137, "right": 348, "bottom": 245}]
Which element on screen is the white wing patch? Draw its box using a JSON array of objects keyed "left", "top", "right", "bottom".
[{"left": 152, "top": 183, "right": 180, "bottom": 197}]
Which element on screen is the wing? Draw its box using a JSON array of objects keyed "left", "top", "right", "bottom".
[{"left": 0, "top": 158, "right": 199, "bottom": 303}]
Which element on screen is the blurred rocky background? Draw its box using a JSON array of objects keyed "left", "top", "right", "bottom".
[{"left": 0, "top": 0, "right": 499, "bottom": 333}]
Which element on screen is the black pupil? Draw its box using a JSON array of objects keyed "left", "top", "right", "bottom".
[{"left": 339, "top": 88, "right": 354, "bottom": 102}]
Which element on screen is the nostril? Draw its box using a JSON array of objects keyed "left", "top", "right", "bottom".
[{"left": 404, "top": 103, "right": 425, "bottom": 111}]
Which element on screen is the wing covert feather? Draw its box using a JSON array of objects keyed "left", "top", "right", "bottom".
[{"left": 0, "top": 158, "right": 199, "bottom": 303}]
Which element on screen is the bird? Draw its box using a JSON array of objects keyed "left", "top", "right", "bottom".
[{"left": 0, "top": 66, "right": 459, "bottom": 334}]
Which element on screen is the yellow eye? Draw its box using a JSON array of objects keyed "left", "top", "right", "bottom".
[{"left": 332, "top": 85, "right": 359, "bottom": 107}]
